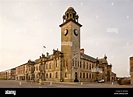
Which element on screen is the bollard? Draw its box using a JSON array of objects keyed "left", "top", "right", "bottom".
[
  {"left": 39, "top": 80, "right": 43, "bottom": 85},
  {"left": 112, "top": 82, "right": 114, "bottom": 85},
  {"left": 19, "top": 82, "right": 21, "bottom": 85},
  {"left": 50, "top": 82, "right": 52, "bottom": 86},
  {"left": 81, "top": 82, "right": 83, "bottom": 85}
]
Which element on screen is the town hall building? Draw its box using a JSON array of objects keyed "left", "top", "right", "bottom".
[{"left": 0, "top": 7, "right": 116, "bottom": 82}]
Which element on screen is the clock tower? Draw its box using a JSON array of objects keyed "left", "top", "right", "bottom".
[{"left": 59, "top": 7, "right": 82, "bottom": 82}]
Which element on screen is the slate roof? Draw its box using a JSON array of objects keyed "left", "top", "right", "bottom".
[
  {"left": 80, "top": 53, "right": 96, "bottom": 62},
  {"left": 98, "top": 58, "right": 108, "bottom": 64}
]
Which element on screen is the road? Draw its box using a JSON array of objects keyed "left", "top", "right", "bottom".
[{"left": 0, "top": 80, "right": 133, "bottom": 88}]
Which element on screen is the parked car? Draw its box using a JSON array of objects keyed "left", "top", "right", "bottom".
[
  {"left": 98, "top": 79, "right": 105, "bottom": 83},
  {"left": 117, "top": 78, "right": 130, "bottom": 85}
]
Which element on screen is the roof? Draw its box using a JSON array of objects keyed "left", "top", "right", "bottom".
[
  {"left": 66, "top": 7, "right": 76, "bottom": 13},
  {"left": 80, "top": 53, "right": 96, "bottom": 62},
  {"left": 112, "top": 72, "right": 116, "bottom": 75},
  {"left": 59, "top": 19, "right": 82, "bottom": 27},
  {"left": 98, "top": 58, "right": 108, "bottom": 64}
]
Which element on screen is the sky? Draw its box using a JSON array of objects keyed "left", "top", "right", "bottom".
[{"left": 0, "top": 0, "right": 133, "bottom": 77}]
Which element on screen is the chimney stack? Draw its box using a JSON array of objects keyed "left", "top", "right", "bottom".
[
  {"left": 46, "top": 52, "right": 49, "bottom": 56},
  {"left": 80, "top": 48, "right": 84, "bottom": 54}
]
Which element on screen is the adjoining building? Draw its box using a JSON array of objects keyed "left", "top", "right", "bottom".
[
  {"left": 10, "top": 68, "right": 16, "bottom": 80},
  {"left": 16, "top": 63, "right": 26, "bottom": 80},
  {"left": 0, "top": 68, "right": 16, "bottom": 80},
  {"left": 130, "top": 57, "right": 133, "bottom": 85},
  {"left": 0, "top": 71, "right": 7, "bottom": 80},
  {"left": 0, "top": 7, "right": 116, "bottom": 82}
]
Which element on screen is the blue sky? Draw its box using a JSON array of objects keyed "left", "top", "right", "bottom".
[{"left": 0, "top": 0, "right": 133, "bottom": 77}]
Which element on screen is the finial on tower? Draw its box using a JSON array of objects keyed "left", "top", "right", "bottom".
[
  {"left": 104, "top": 54, "right": 107, "bottom": 60},
  {"left": 60, "top": 7, "right": 82, "bottom": 27},
  {"left": 63, "top": 7, "right": 79, "bottom": 23}
]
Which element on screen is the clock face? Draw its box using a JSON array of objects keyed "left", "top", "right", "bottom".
[
  {"left": 64, "top": 29, "right": 68, "bottom": 36},
  {"left": 74, "top": 29, "right": 78, "bottom": 36}
]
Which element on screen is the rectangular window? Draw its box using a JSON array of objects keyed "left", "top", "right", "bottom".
[
  {"left": 50, "top": 73, "right": 51, "bottom": 78},
  {"left": 86, "top": 73, "right": 88, "bottom": 78},
  {"left": 90, "top": 64, "right": 91, "bottom": 70},
  {"left": 80, "top": 62, "right": 81, "bottom": 68},
  {"left": 49, "top": 63, "right": 51, "bottom": 69},
  {"left": 89, "top": 73, "right": 91, "bottom": 78},
  {"left": 86, "top": 63, "right": 88, "bottom": 69},
  {"left": 36, "top": 66, "right": 38, "bottom": 71},
  {"left": 56, "top": 72, "right": 58, "bottom": 78},
  {"left": 46, "top": 64, "right": 48, "bottom": 69},
  {"left": 39, "top": 65, "right": 40, "bottom": 71},
  {"left": 75, "top": 60, "right": 77, "bottom": 67},
  {"left": 83, "top": 73, "right": 85, "bottom": 78},
  {"left": 65, "top": 72, "right": 67, "bottom": 77},
  {"left": 73, "top": 60, "right": 74, "bottom": 66},
  {"left": 92, "top": 74, "right": 94, "bottom": 79},
  {"left": 92, "top": 64, "right": 94, "bottom": 68},
  {"left": 55, "top": 60, "right": 58, "bottom": 67},
  {"left": 80, "top": 72, "right": 82, "bottom": 78},
  {"left": 46, "top": 73, "right": 48, "bottom": 78},
  {"left": 36, "top": 74, "right": 38, "bottom": 78},
  {"left": 83, "top": 64, "right": 85, "bottom": 69}
]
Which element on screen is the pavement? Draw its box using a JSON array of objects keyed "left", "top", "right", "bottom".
[{"left": 0, "top": 80, "right": 133, "bottom": 88}]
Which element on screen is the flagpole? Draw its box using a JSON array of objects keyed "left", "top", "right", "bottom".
[
  {"left": 43, "top": 46, "right": 46, "bottom": 54},
  {"left": 42, "top": 46, "right": 46, "bottom": 81}
]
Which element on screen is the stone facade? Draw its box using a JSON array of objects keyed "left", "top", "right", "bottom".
[
  {"left": 0, "top": 71, "right": 7, "bottom": 79},
  {"left": 11, "top": 68, "right": 16, "bottom": 80},
  {"left": 25, "top": 60, "right": 35, "bottom": 81},
  {"left": 16, "top": 64, "right": 26, "bottom": 80}
]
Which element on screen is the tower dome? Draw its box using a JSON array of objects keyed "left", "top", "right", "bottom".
[
  {"left": 66, "top": 7, "right": 75, "bottom": 12},
  {"left": 62, "top": 7, "right": 79, "bottom": 23}
]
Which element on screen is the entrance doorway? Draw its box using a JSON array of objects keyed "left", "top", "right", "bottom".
[{"left": 74, "top": 72, "right": 79, "bottom": 82}]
